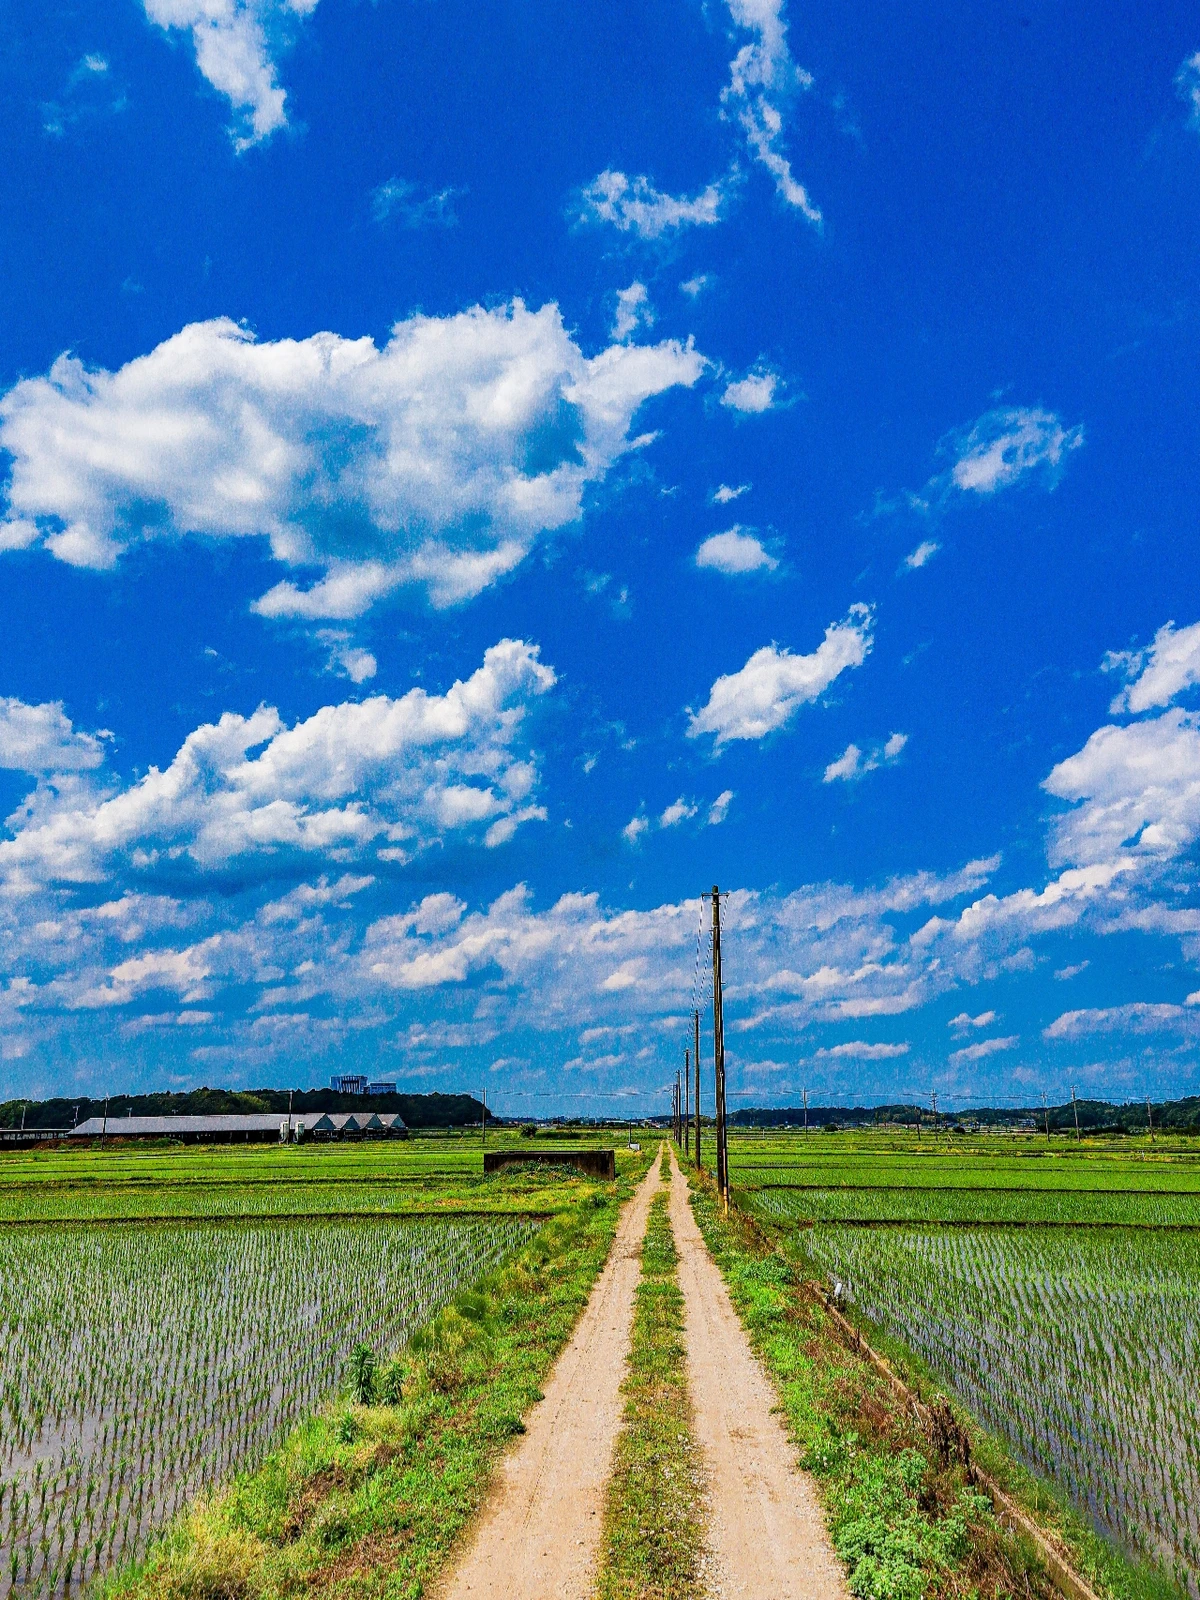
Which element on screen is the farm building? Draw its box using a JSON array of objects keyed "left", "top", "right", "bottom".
[{"left": 69, "top": 1112, "right": 407, "bottom": 1143}]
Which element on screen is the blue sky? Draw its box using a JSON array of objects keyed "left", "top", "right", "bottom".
[{"left": 3, "top": 0, "right": 1200, "bottom": 1114}]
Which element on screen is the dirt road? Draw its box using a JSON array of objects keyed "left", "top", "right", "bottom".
[
  {"left": 667, "top": 1149, "right": 849, "bottom": 1600},
  {"left": 435, "top": 1158, "right": 662, "bottom": 1600}
]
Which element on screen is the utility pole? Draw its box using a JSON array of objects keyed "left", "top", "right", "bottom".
[
  {"left": 684, "top": 1050, "right": 690, "bottom": 1158},
  {"left": 482, "top": 1086, "right": 487, "bottom": 1151},
  {"left": 931, "top": 1090, "right": 938, "bottom": 1131},
  {"left": 693, "top": 1008, "right": 702, "bottom": 1172},
  {"left": 287, "top": 1087, "right": 293, "bottom": 1145},
  {"left": 1147, "top": 1095, "right": 1155, "bottom": 1144},
  {"left": 1041, "top": 1090, "right": 1050, "bottom": 1143},
  {"left": 803, "top": 1086, "right": 808, "bottom": 1137},
  {"left": 712, "top": 885, "right": 729, "bottom": 1210},
  {"left": 101, "top": 1096, "right": 108, "bottom": 1139},
  {"left": 1071, "top": 1084, "right": 1081, "bottom": 1141}
]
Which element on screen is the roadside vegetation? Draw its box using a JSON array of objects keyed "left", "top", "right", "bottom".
[
  {"left": 94, "top": 1159, "right": 649, "bottom": 1600},
  {"left": 597, "top": 1182, "right": 708, "bottom": 1600},
  {"left": 694, "top": 1135, "right": 1191, "bottom": 1600}
]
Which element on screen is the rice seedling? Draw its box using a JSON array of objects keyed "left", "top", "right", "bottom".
[
  {"left": 802, "top": 1225, "right": 1200, "bottom": 1598},
  {"left": 0, "top": 1214, "right": 536, "bottom": 1599}
]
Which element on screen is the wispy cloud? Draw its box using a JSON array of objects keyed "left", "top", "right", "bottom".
[
  {"left": 722, "top": 0, "right": 821, "bottom": 223},
  {"left": 371, "top": 177, "right": 463, "bottom": 228},
  {"left": 576, "top": 170, "right": 726, "bottom": 238},
  {"left": 823, "top": 731, "right": 906, "bottom": 783}
]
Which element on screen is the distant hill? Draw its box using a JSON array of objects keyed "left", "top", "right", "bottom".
[
  {"left": 0, "top": 1086, "right": 492, "bottom": 1132},
  {"left": 730, "top": 1097, "right": 1200, "bottom": 1134}
]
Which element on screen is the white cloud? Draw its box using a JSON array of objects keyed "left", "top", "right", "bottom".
[
  {"left": 576, "top": 170, "right": 725, "bottom": 238},
  {"left": 0, "top": 302, "right": 705, "bottom": 615},
  {"left": 949, "top": 1034, "right": 1018, "bottom": 1063},
  {"left": 1044, "top": 709, "right": 1200, "bottom": 870},
  {"left": 0, "top": 699, "right": 109, "bottom": 772},
  {"left": 707, "top": 789, "right": 734, "bottom": 826},
  {"left": 694, "top": 526, "right": 777, "bottom": 574},
  {"left": 659, "top": 797, "right": 698, "bottom": 828},
  {"left": 142, "top": 0, "right": 318, "bottom": 150},
  {"left": 950, "top": 407, "right": 1083, "bottom": 496},
  {"left": 1044, "top": 1004, "right": 1194, "bottom": 1040},
  {"left": 316, "top": 631, "right": 377, "bottom": 684},
  {"left": 949, "top": 1009, "right": 996, "bottom": 1031},
  {"left": 612, "top": 282, "right": 653, "bottom": 342},
  {"left": 680, "top": 275, "right": 712, "bottom": 298},
  {"left": 904, "top": 539, "right": 939, "bottom": 570},
  {"left": 713, "top": 482, "right": 750, "bottom": 504},
  {"left": 1177, "top": 51, "right": 1200, "bottom": 127},
  {"left": 689, "top": 605, "right": 873, "bottom": 746},
  {"left": 722, "top": 0, "right": 821, "bottom": 223},
  {"left": 1105, "top": 620, "right": 1200, "bottom": 714},
  {"left": 823, "top": 744, "right": 862, "bottom": 783},
  {"left": 824, "top": 730, "right": 906, "bottom": 783},
  {"left": 1053, "top": 960, "right": 1089, "bottom": 981},
  {"left": 0, "top": 639, "right": 553, "bottom": 889},
  {"left": 371, "top": 178, "right": 462, "bottom": 228},
  {"left": 622, "top": 814, "right": 649, "bottom": 845},
  {"left": 721, "top": 368, "right": 778, "bottom": 413},
  {"left": 884, "top": 406, "right": 1083, "bottom": 525},
  {"left": 814, "top": 1040, "right": 909, "bottom": 1059}
]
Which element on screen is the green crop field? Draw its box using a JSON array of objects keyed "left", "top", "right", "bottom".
[
  {"left": 0, "top": 1134, "right": 631, "bottom": 1599},
  {"left": 724, "top": 1128, "right": 1200, "bottom": 1598}
]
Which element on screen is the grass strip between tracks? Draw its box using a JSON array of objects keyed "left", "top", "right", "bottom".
[
  {"left": 596, "top": 1183, "right": 708, "bottom": 1600},
  {"left": 98, "top": 1158, "right": 651, "bottom": 1600},
  {"left": 684, "top": 1165, "right": 1181, "bottom": 1600}
]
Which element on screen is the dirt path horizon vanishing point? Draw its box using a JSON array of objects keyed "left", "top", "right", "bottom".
[
  {"left": 434, "top": 1158, "right": 663, "bottom": 1600},
  {"left": 436, "top": 1148, "right": 847, "bottom": 1600},
  {"left": 667, "top": 1146, "right": 849, "bottom": 1600}
]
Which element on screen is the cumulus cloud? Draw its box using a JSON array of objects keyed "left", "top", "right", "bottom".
[
  {"left": 689, "top": 605, "right": 873, "bottom": 746},
  {"left": 948, "top": 1034, "right": 1018, "bottom": 1063},
  {"left": 721, "top": 368, "right": 778, "bottom": 413},
  {"left": 0, "top": 699, "right": 109, "bottom": 772},
  {"left": 1044, "top": 709, "right": 1200, "bottom": 871},
  {"left": 316, "top": 632, "right": 377, "bottom": 684},
  {"left": 575, "top": 170, "right": 725, "bottom": 237},
  {"left": 622, "top": 814, "right": 649, "bottom": 845},
  {"left": 659, "top": 797, "right": 698, "bottom": 828},
  {"left": 713, "top": 482, "right": 750, "bottom": 504},
  {"left": 823, "top": 731, "right": 906, "bottom": 784},
  {"left": 949, "top": 1009, "right": 997, "bottom": 1031},
  {"left": 1104, "top": 620, "right": 1200, "bottom": 714},
  {"left": 0, "top": 302, "right": 705, "bottom": 614},
  {"left": 141, "top": 0, "right": 318, "bottom": 150},
  {"left": 694, "top": 526, "right": 777, "bottom": 574},
  {"left": 0, "top": 639, "right": 554, "bottom": 890},
  {"left": 707, "top": 789, "right": 734, "bottom": 826},
  {"left": 722, "top": 0, "right": 821, "bottom": 223}
]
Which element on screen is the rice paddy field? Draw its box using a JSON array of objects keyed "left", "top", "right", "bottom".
[
  {"left": 0, "top": 1130, "right": 630, "bottom": 1599},
  {"left": 726, "top": 1127, "right": 1200, "bottom": 1598}
]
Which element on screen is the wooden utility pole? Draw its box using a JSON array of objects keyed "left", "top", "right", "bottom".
[
  {"left": 482, "top": 1086, "right": 487, "bottom": 1151},
  {"left": 712, "top": 885, "right": 728, "bottom": 1209},
  {"left": 1041, "top": 1090, "right": 1050, "bottom": 1142},
  {"left": 684, "top": 1050, "right": 690, "bottom": 1158},
  {"left": 803, "top": 1086, "right": 808, "bottom": 1136},
  {"left": 693, "top": 1008, "right": 702, "bottom": 1171},
  {"left": 1071, "top": 1085, "right": 1081, "bottom": 1141},
  {"left": 1146, "top": 1095, "right": 1154, "bottom": 1143}
]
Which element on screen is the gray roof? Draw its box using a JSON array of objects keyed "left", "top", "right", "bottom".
[{"left": 71, "top": 1114, "right": 288, "bottom": 1137}]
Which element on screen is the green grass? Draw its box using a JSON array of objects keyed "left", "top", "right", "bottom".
[
  {"left": 597, "top": 1187, "right": 708, "bottom": 1600},
  {"left": 99, "top": 1154, "right": 652, "bottom": 1600},
  {"left": 684, "top": 1166, "right": 1062, "bottom": 1600}
]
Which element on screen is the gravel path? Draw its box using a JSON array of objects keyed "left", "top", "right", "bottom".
[
  {"left": 667, "top": 1148, "right": 850, "bottom": 1600},
  {"left": 434, "top": 1159, "right": 662, "bottom": 1600}
]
